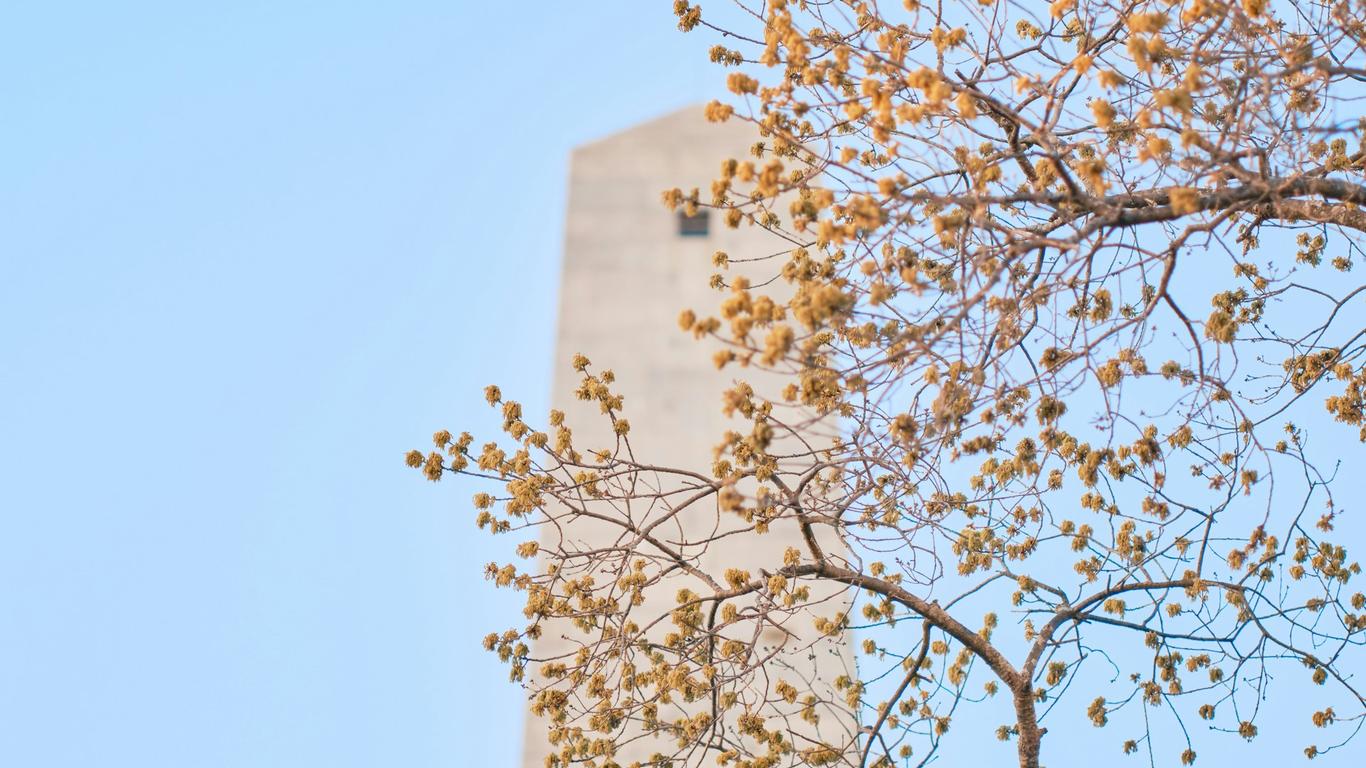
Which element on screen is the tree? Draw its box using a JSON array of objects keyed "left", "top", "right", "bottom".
[{"left": 410, "top": 1, "right": 1366, "bottom": 766}]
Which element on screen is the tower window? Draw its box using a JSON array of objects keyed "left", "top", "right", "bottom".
[{"left": 677, "top": 209, "right": 710, "bottom": 237}]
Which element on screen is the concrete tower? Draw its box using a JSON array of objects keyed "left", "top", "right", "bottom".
[{"left": 522, "top": 106, "right": 855, "bottom": 767}]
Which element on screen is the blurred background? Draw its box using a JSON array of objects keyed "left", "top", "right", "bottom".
[{"left": 0, "top": 2, "right": 723, "bottom": 765}]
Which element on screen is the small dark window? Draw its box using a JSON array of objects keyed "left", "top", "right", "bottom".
[{"left": 677, "top": 209, "right": 710, "bottom": 237}]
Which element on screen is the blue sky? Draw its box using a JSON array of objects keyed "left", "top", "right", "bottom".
[
  {"left": 0, "top": 3, "right": 719, "bottom": 766},
  {"left": 2, "top": 3, "right": 1363, "bottom": 767}
]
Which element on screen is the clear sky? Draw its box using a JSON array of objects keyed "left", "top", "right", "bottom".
[
  {"left": 0, "top": 3, "right": 719, "bottom": 766},
  {"left": 3, "top": 3, "right": 1363, "bottom": 768}
]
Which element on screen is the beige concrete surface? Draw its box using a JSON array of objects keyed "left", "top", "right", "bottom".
[{"left": 521, "top": 106, "right": 855, "bottom": 768}]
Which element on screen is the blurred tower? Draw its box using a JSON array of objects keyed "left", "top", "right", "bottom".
[{"left": 522, "top": 106, "right": 854, "bottom": 767}]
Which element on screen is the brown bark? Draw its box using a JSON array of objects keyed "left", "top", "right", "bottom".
[{"left": 1014, "top": 685, "right": 1045, "bottom": 768}]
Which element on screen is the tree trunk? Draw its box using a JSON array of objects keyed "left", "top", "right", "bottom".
[{"left": 1014, "top": 685, "right": 1044, "bottom": 768}]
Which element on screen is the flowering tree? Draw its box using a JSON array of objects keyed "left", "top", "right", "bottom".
[{"left": 411, "top": 1, "right": 1366, "bottom": 767}]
